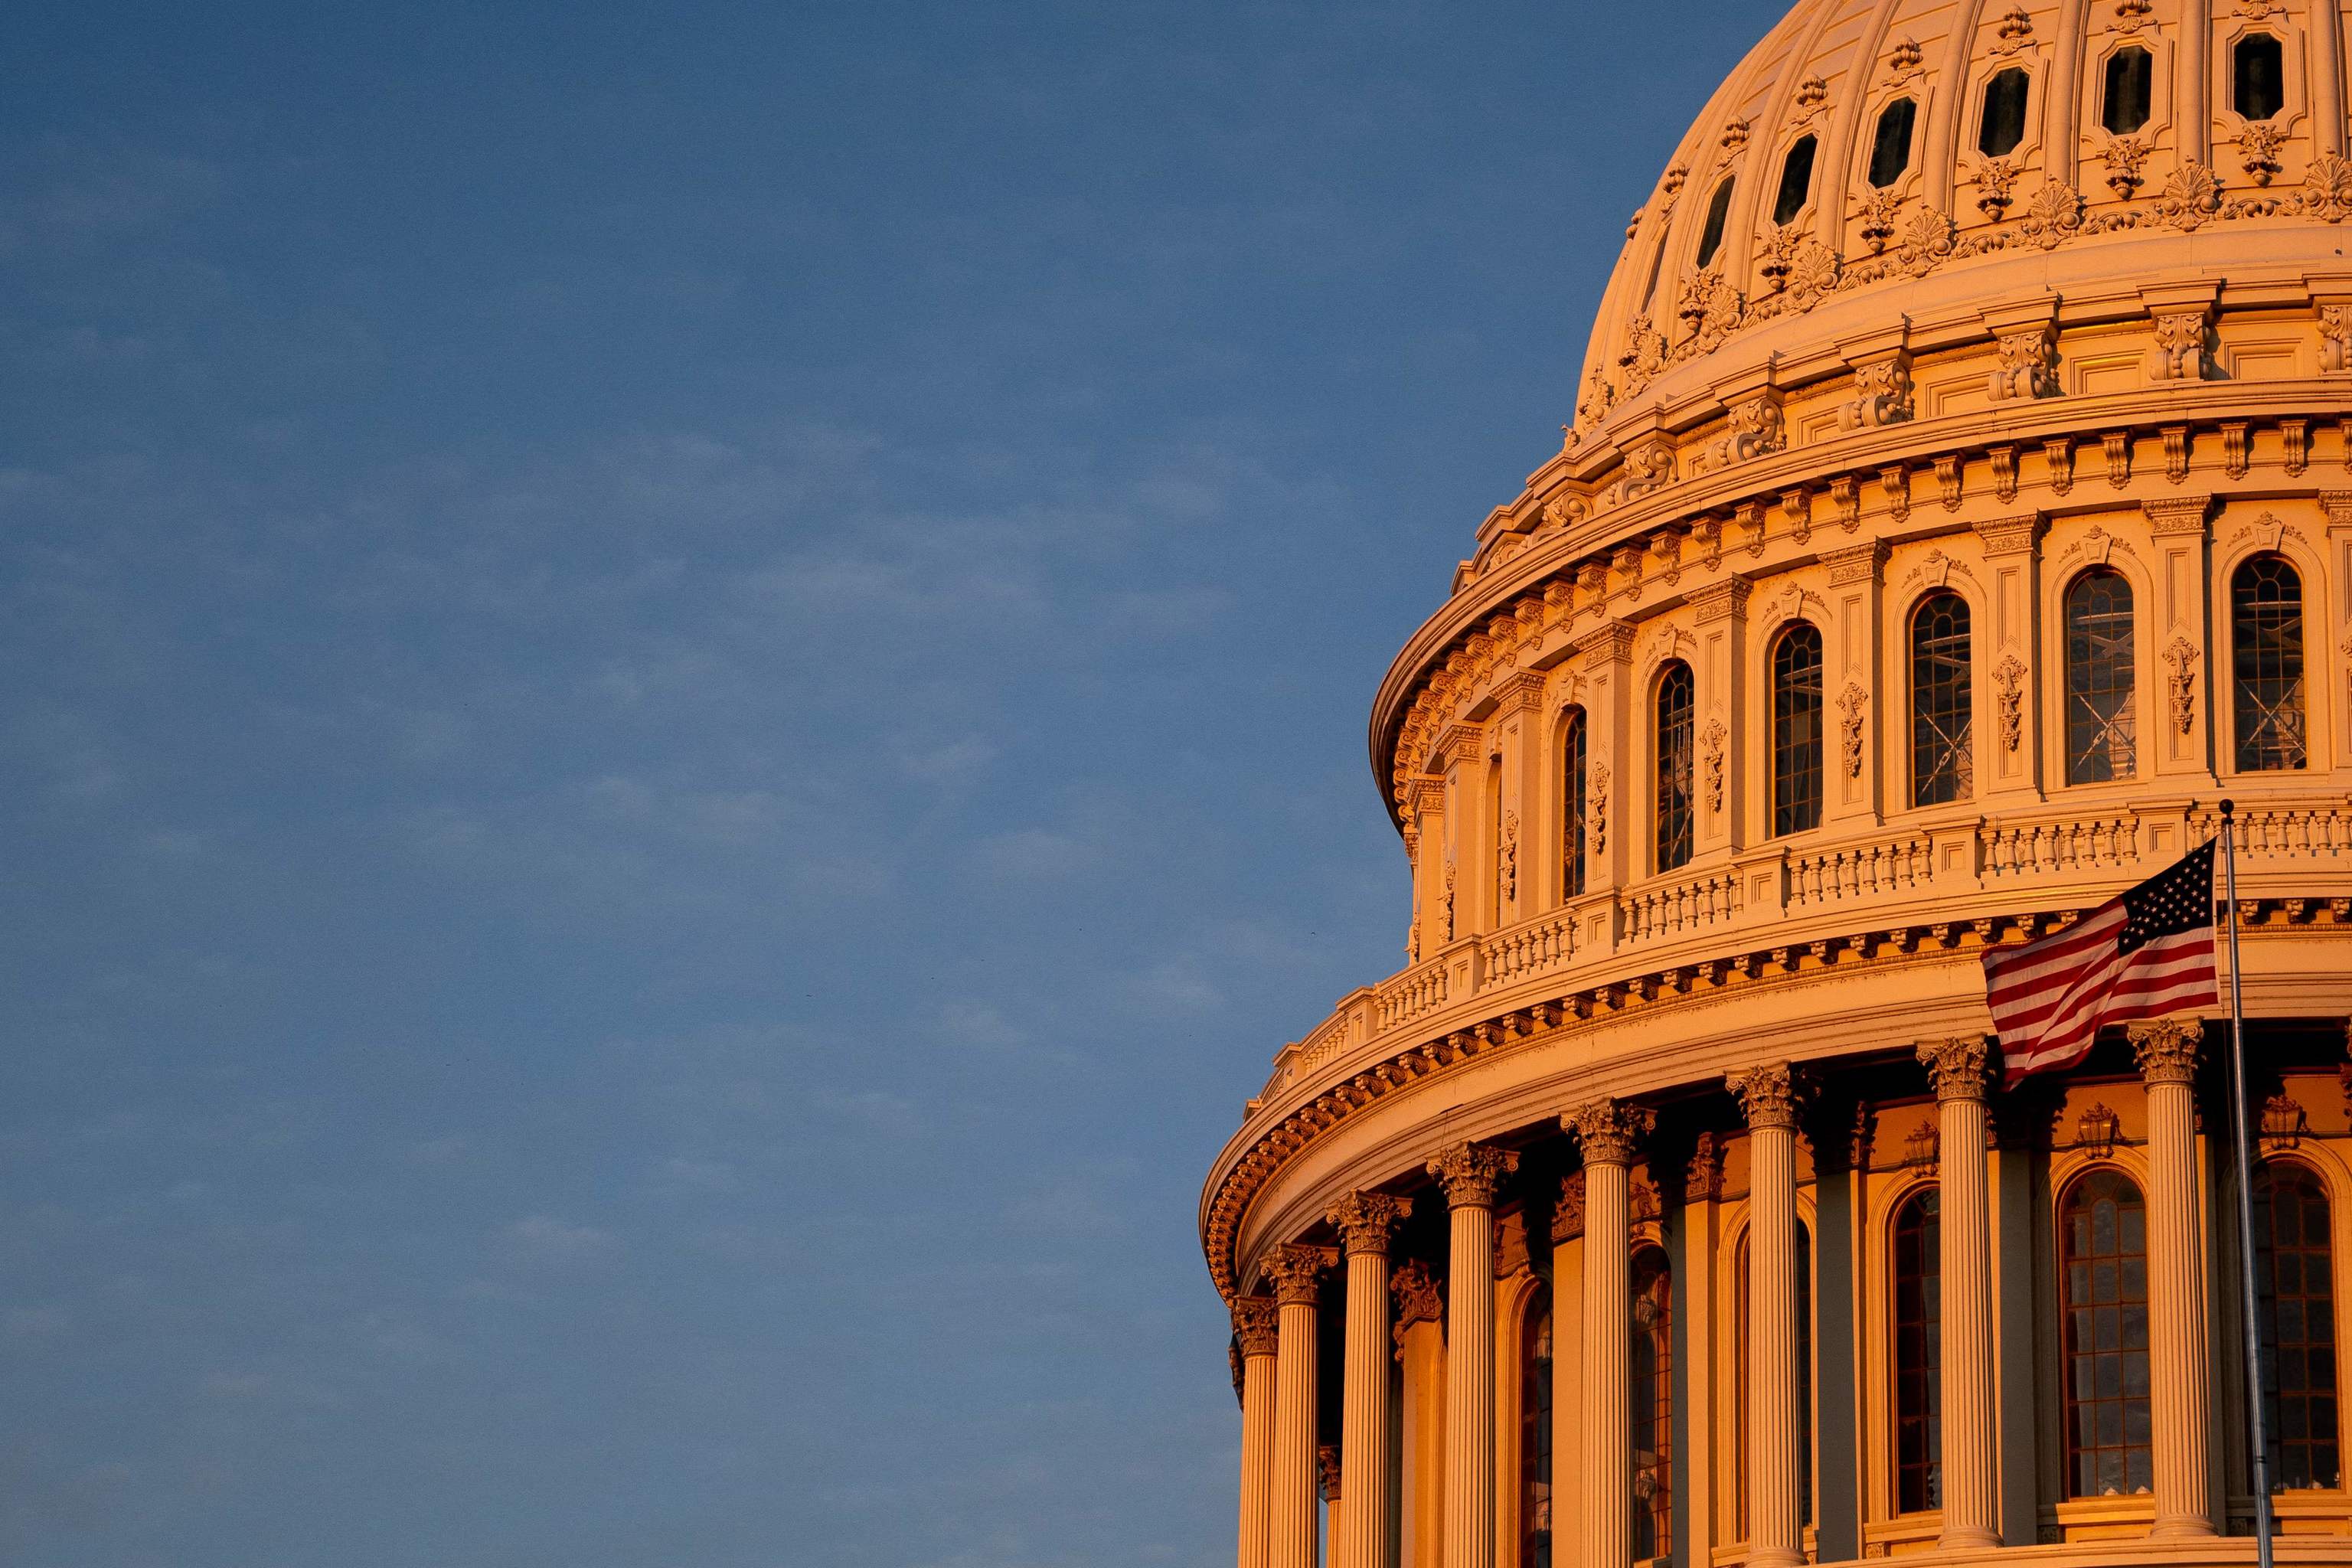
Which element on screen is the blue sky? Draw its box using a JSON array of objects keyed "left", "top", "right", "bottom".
[{"left": 2, "top": 5, "right": 1762, "bottom": 1563}]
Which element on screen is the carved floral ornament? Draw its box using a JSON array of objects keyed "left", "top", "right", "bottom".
[
  {"left": 2128, "top": 1016, "right": 2203, "bottom": 1085},
  {"left": 1231, "top": 1295, "right": 1279, "bottom": 1357},
  {"left": 1918, "top": 1035, "right": 1993, "bottom": 1102},
  {"left": 1729, "top": 1060, "right": 1806, "bottom": 1129},
  {"left": 2164, "top": 637, "right": 2200, "bottom": 733},
  {"left": 1563, "top": 1098, "right": 1655, "bottom": 1166},
  {"left": 1263, "top": 1242, "right": 1335, "bottom": 1305},
  {"left": 1426, "top": 1140, "right": 1519, "bottom": 1207},
  {"left": 1326, "top": 1190, "right": 1411, "bottom": 1255}
]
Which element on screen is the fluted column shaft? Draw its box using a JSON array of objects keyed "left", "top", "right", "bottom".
[
  {"left": 1731, "top": 1063, "right": 1805, "bottom": 1568},
  {"left": 1428, "top": 1142, "right": 1518, "bottom": 1568},
  {"left": 2133, "top": 1019, "right": 2216, "bottom": 1539},
  {"left": 1267, "top": 1246, "right": 1334, "bottom": 1568},
  {"left": 1235, "top": 1298, "right": 1280, "bottom": 1568},
  {"left": 1919, "top": 1038, "right": 1999, "bottom": 1549},
  {"left": 1565, "top": 1099, "right": 1653, "bottom": 1568},
  {"left": 1330, "top": 1192, "right": 1411, "bottom": 1568}
]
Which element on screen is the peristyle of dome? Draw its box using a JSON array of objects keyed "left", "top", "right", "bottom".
[{"left": 1208, "top": 5, "right": 2352, "bottom": 1568}]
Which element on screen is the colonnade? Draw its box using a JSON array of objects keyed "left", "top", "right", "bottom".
[{"left": 1228, "top": 1021, "right": 2222, "bottom": 1568}]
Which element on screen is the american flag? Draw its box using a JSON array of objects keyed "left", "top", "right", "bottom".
[{"left": 1983, "top": 838, "right": 2220, "bottom": 1084}]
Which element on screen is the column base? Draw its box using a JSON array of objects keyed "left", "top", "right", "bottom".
[
  {"left": 1749, "top": 1548, "right": 1806, "bottom": 1568},
  {"left": 2148, "top": 1514, "right": 2219, "bottom": 1540},
  {"left": 1936, "top": 1527, "right": 2000, "bottom": 1551}
]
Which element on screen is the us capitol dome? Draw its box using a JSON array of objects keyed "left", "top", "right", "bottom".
[{"left": 1202, "top": 4, "right": 2352, "bottom": 1568}]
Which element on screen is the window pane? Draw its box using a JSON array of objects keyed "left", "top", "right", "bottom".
[
  {"left": 1893, "top": 1188, "right": 1942, "bottom": 1513},
  {"left": 2258, "top": 1167, "right": 2342, "bottom": 1490},
  {"left": 2065, "top": 568, "right": 2136, "bottom": 783},
  {"left": 2102, "top": 47, "right": 2153, "bottom": 136},
  {"left": 1910, "top": 593, "right": 1973, "bottom": 805},
  {"left": 2233, "top": 554, "right": 2307, "bottom": 770},
  {"left": 1773, "top": 623, "right": 1824, "bottom": 835},
  {"left": 1655, "top": 662, "right": 1695, "bottom": 871},
  {"left": 1523, "top": 1289, "right": 1554, "bottom": 1567},
  {"left": 1697, "top": 178, "right": 1735, "bottom": 269},
  {"left": 1869, "top": 99, "right": 1916, "bottom": 188},
  {"left": 1979, "top": 67, "right": 2030, "bottom": 157},
  {"left": 2061, "top": 1171, "right": 2153, "bottom": 1498},
  {"left": 1632, "top": 1250, "right": 1674, "bottom": 1558},
  {"left": 2236, "top": 34, "right": 2285, "bottom": 121},
  {"left": 1562, "top": 709, "right": 1588, "bottom": 897},
  {"left": 1773, "top": 136, "right": 1818, "bottom": 224}
]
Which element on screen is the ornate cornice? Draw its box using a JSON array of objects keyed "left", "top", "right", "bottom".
[
  {"left": 1426, "top": 1141, "right": 1519, "bottom": 1208},
  {"left": 2129, "top": 1016, "right": 2206, "bottom": 1085},
  {"left": 1232, "top": 1295, "right": 1279, "bottom": 1358},
  {"left": 1326, "top": 1191, "right": 1412, "bottom": 1256},
  {"left": 2142, "top": 494, "right": 2213, "bottom": 537},
  {"left": 1265, "top": 1243, "right": 1336, "bottom": 1305},
  {"left": 1918, "top": 1035, "right": 1994, "bottom": 1102},
  {"left": 1971, "top": 512, "right": 2044, "bottom": 557},
  {"left": 1563, "top": 1097, "right": 1655, "bottom": 1166},
  {"left": 1728, "top": 1060, "right": 1807, "bottom": 1129}
]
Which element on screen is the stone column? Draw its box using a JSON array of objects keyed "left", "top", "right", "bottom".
[
  {"left": 1320, "top": 1446, "right": 1344, "bottom": 1566},
  {"left": 1393, "top": 1261, "right": 1448, "bottom": 1568},
  {"left": 1730, "top": 1063, "right": 1806, "bottom": 1568},
  {"left": 1267, "top": 1243, "right": 1336, "bottom": 1568},
  {"left": 2132, "top": 1018, "right": 2216, "bottom": 1538},
  {"left": 1918, "top": 1037, "right": 2000, "bottom": 1548},
  {"left": 1427, "top": 1142, "right": 1519, "bottom": 1568},
  {"left": 1234, "top": 1296, "right": 1281, "bottom": 1568},
  {"left": 1564, "top": 1099, "right": 1655, "bottom": 1568},
  {"left": 1329, "top": 1191, "right": 1411, "bottom": 1568}
]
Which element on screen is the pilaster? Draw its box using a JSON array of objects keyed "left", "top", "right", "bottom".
[
  {"left": 1971, "top": 514, "right": 2046, "bottom": 806},
  {"left": 1690, "top": 577, "right": 1753, "bottom": 856},
  {"left": 1819, "top": 541, "right": 1887, "bottom": 828},
  {"left": 2142, "top": 496, "right": 2215, "bottom": 780}
]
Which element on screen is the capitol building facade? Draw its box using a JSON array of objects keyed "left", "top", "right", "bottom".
[{"left": 1200, "top": 4, "right": 2352, "bottom": 1568}]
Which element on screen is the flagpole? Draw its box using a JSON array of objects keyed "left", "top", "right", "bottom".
[{"left": 2219, "top": 799, "right": 2274, "bottom": 1565}]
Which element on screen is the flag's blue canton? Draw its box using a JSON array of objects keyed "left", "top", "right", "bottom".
[{"left": 2118, "top": 837, "right": 2215, "bottom": 954}]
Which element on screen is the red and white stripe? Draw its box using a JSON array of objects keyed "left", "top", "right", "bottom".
[{"left": 1984, "top": 900, "right": 2219, "bottom": 1083}]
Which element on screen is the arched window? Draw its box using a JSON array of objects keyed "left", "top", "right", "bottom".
[
  {"left": 2233, "top": 554, "right": 2307, "bottom": 771},
  {"left": 2065, "top": 568, "right": 2137, "bottom": 784},
  {"left": 1736, "top": 1221, "right": 1816, "bottom": 1535},
  {"left": 1642, "top": 230, "right": 1670, "bottom": 308},
  {"left": 2102, "top": 46, "right": 2153, "bottom": 135},
  {"left": 1869, "top": 98, "right": 1917, "bottom": 188},
  {"left": 1561, "top": 707, "right": 1589, "bottom": 898},
  {"left": 1697, "top": 178, "right": 1736, "bottom": 269},
  {"left": 1978, "top": 67, "right": 2030, "bottom": 157},
  {"left": 2256, "top": 1165, "right": 2341, "bottom": 1491},
  {"left": 1655, "top": 661, "right": 1695, "bottom": 872},
  {"left": 1772, "top": 622, "right": 1824, "bottom": 835},
  {"left": 1632, "top": 1247, "right": 1674, "bottom": 1559},
  {"left": 1910, "top": 593, "right": 1973, "bottom": 805},
  {"left": 1523, "top": 1287, "right": 1556, "bottom": 1567},
  {"left": 2060, "top": 1170, "right": 2152, "bottom": 1498},
  {"left": 2236, "top": 33, "right": 2285, "bottom": 121},
  {"left": 1773, "top": 135, "right": 1818, "bottom": 224},
  {"left": 1893, "top": 1187, "right": 1942, "bottom": 1514}
]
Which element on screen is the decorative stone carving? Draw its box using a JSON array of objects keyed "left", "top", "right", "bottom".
[
  {"left": 2162, "top": 424, "right": 2191, "bottom": 484},
  {"left": 2242, "top": 121, "right": 2286, "bottom": 186},
  {"left": 1782, "top": 485, "right": 1814, "bottom": 544},
  {"left": 1590, "top": 761, "right": 1610, "bottom": 854},
  {"left": 1902, "top": 1119, "right": 1939, "bottom": 1171},
  {"left": 1389, "top": 1260, "right": 1442, "bottom": 1355},
  {"left": 1994, "top": 654, "right": 2029, "bottom": 751},
  {"left": 1882, "top": 463, "right": 1912, "bottom": 523},
  {"left": 1838, "top": 683, "right": 1868, "bottom": 776},
  {"left": 1702, "top": 719, "right": 1726, "bottom": 813},
  {"left": 2078, "top": 1102, "right": 2121, "bottom": 1158},
  {"left": 1845, "top": 353, "right": 1913, "bottom": 428},
  {"left": 1232, "top": 1295, "right": 1279, "bottom": 1357},
  {"left": 1728, "top": 1060, "right": 1806, "bottom": 1129},
  {"left": 1919, "top": 1035, "right": 1993, "bottom": 1101},
  {"left": 1441, "top": 861, "right": 1455, "bottom": 943},
  {"left": 1860, "top": 186, "right": 1904, "bottom": 253},
  {"left": 2261, "top": 1093, "right": 2308, "bottom": 1153},
  {"left": 1685, "top": 1132, "right": 1725, "bottom": 1201},
  {"left": 2154, "top": 162, "right": 2221, "bottom": 230},
  {"left": 1498, "top": 811, "right": 1518, "bottom": 904},
  {"left": 1990, "top": 4, "right": 2034, "bottom": 51},
  {"left": 1898, "top": 206, "right": 1953, "bottom": 274},
  {"left": 2285, "top": 417, "right": 2310, "bottom": 475},
  {"left": 1988, "top": 322, "right": 2057, "bottom": 400},
  {"left": 2160, "top": 636, "right": 2199, "bottom": 736},
  {"left": 2320, "top": 305, "right": 2352, "bottom": 374},
  {"left": 1972, "top": 154, "right": 2022, "bottom": 220},
  {"left": 2046, "top": 436, "right": 2076, "bottom": 494},
  {"left": 2102, "top": 135, "right": 2151, "bottom": 198},
  {"left": 1551, "top": 1171, "right": 1586, "bottom": 1242},
  {"left": 1266, "top": 1243, "right": 1334, "bottom": 1305},
  {"left": 2022, "top": 180, "right": 2083, "bottom": 249},
  {"left": 1887, "top": 35, "right": 1923, "bottom": 82},
  {"left": 1317, "top": 1443, "right": 1341, "bottom": 1504},
  {"left": 1936, "top": 453, "right": 1965, "bottom": 510},
  {"left": 1794, "top": 74, "right": 1829, "bottom": 119},
  {"left": 1710, "top": 390, "right": 1784, "bottom": 468},
  {"left": 2306, "top": 152, "right": 2352, "bottom": 224},
  {"left": 1426, "top": 1141, "right": 1519, "bottom": 1207},
  {"left": 2128, "top": 1017, "right": 2203, "bottom": 1085},
  {"left": 2114, "top": 0, "right": 2153, "bottom": 31},
  {"left": 1327, "top": 1191, "right": 1412, "bottom": 1255},
  {"left": 2104, "top": 430, "right": 2133, "bottom": 486},
  {"left": 1991, "top": 444, "right": 2019, "bottom": 503},
  {"left": 1619, "top": 315, "right": 1669, "bottom": 394},
  {"left": 1609, "top": 433, "right": 1677, "bottom": 508},
  {"left": 2147, "top": 309, "right": 2212, "bottom": 381},
  {"left": 1562, "top": 1098, "right": 1655, "bottom": 1165}
]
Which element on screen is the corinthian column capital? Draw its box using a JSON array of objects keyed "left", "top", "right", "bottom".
[
  {"left": 1266, "top": 1243, "right": 1337, "bottom": 1306},
  {"left": 1729, "top": 1061, "right": 1808, "bottom": 1129},
  {"left": 1233, "top": 1295, "right": 1280, "bottom": 1358},
  {"left": 1325, "top": 1191, "right": 1413, "bottom": 1256},
  {"left": 1426, "top": 1141, "right": 1519, "bottom": 1208},
  {"left": 1561, "top": 1098, "right": 1655, "bottom": 1166},
  {"left": 2129, "top": 1017, "right": 2205, "bottom": 1086},
  {"left": 1918, "top": 1036, "right": 1994, "bottom": 1102}
]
